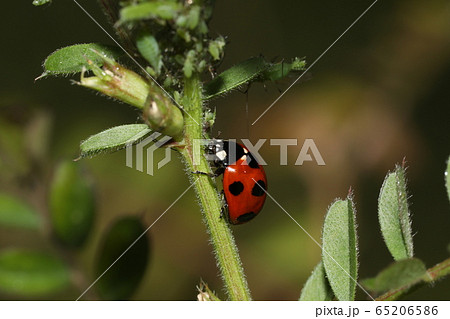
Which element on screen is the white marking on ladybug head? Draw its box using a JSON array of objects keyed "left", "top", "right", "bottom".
[{"left": 216, "top": 150, "right": 227, "bottom": 161}]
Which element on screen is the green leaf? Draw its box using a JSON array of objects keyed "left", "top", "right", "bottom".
[
  {"left": 79, "top": 124, "right": 151, "bottom": 159},
  {"left": 32, "top": 0, "right": 51, "bottom": 6},
  {"left": 203, "top": 57, "right": 269, "bottom": 99},
  {"left": 49, "top": 161, "right": 95, "bottom": 248},
  {"left": 95, "top": 217, "right": 150, "bottom": 300},
  {"left": 378, "top": 165, "right": 414, "bottom": 261},
  {"left": 362, "top": 258, "right": 426, "bottom": 293},
  {"left": 322, "top": 197, "right": 358, "bottom": 301},
  {"left": 299, "top": 261, "right": 334, "bottom": 301},
  {"left": 262, "top": 57, "right": 306, "bottom": 82},
  {"left": 0, "top": 249, "right": 70, "bottom": 296},
  {"left": 445, "top": 155, "right": 450, "bottom": 202},
  {"left": 119, "top": 1, "right": 182, "bottom": 23},
  {"left": 0, "top": 193, "right": 42, "bottom": 230},
  {"left": 136, "top": 33, "right": 163, "bottom": 76},
  {"left": 203, "top": 56, "right": 306, "bottom": 100},
  {"left": 39, "top": 43, "right": 122, "bottom": 78}
]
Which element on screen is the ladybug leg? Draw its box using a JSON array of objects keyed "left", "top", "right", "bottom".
[
  {"left": 219, "top": 190, "right": 229, "bottom": 222},
  {"left": 213, "top": 167, "right": 225, "bottom": 176},
  {"left": 192, "top": 171, "right": 215, "bottom": 177},
  {"left": 192, "top": 167, "right": 224, "bottom": 177}
]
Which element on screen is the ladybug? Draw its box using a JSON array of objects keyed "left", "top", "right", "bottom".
[{"left": 206, "top": 140, "right": 267, "bottom": 225}]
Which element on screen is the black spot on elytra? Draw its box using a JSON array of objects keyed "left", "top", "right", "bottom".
[
  {"left": 251, "top": 180, "right": 266, "bottom": 197},
  {"left": 228, "top": 181, "right": 244, "bottom": 196},
  {"left": 236, "top": 212, "right": 256, "bottom": 223}
]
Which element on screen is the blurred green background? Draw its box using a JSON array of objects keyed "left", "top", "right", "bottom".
[{"left": 1, "top": 0, "right": 449, "bottom": 300}]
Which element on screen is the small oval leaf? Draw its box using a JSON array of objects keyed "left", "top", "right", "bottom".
[
  {"left": 322, "top": 197, "right": 358, "bottom": 301},
  {"left": 203, "top": 57, "right": 269, "bottom": 99},
  {"left": 362, "top": 258, "right": 426, "bottom": 293},
  {"left": 0, "top": 249, "right": 70, "bottom": 296},
  {"left": 300, "top": 261, "right": 334, "bottom": 301},
  {"left": 378, "top": 165, "right": 414, "bottom": 261},
  {"left": 49, "top": 161, "right": 95, "bottom": 248},
  {"left": 95, "top": 216, "right": 150, "bottom": 300},
  {"left": 32, "top": 0, "right": 51, "bottom": 6},
  {"left": 0, "top": 193, "right": 42, "bottom": 230},
  {"left": 120, "top": 1, "right": 182, "bottom": 23},
  {"left": 79, "top": 124, "right": 151, "bottom": 159},
  {"left": 40, "top": 43, "right": 122, "bottom": 78}
]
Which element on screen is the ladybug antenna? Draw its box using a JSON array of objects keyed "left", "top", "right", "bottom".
[
  {"left": 245, "top": 88, "right": 250, "bottom": 139},
  {"left": 237, "top": 85, "right": 251, "bottom": 139}
]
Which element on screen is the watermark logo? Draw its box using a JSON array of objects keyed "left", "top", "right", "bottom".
[
  {"left": 269, "top": 138, "right": 325, "bottom": 166},
  {"left": 127, "top": 136, "right": 326, "bottom": 175},
  {"left": 126, "top": 132, "right": 172, "bottom": 176},
  {"left": 192, "top": 138, "right": 326, "bottom": 166}
]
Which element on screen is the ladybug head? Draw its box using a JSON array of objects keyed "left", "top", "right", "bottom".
[{"left": 206, "top": 140, "right": 246, "bottom": 167}]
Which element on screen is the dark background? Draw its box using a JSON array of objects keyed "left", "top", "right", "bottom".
[{"left": 1, "top": 0, "right": 449, "bottom": 300}]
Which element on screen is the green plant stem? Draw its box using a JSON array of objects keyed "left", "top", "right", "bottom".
[
  {"left": 179, "top": 74, "right": 251, "bottom": 301},
  {"left": 376, "top": 257, "right": 450, "bottom": 300}
]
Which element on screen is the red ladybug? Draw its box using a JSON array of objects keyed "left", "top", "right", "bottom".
[{"left": 206, "top": 140, "right": 267, "bottom": 225}]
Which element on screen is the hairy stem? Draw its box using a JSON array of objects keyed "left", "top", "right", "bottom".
[
  {"left": 179, "top": 74, "right": 251, "bottom": 301},
  {"left": 376, "top": 257, "right": 450, "bottom": 301}
]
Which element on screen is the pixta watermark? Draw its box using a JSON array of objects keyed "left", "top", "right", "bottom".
[{"left": 126, "top": 136, "right": 325, "bottom": 176}]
